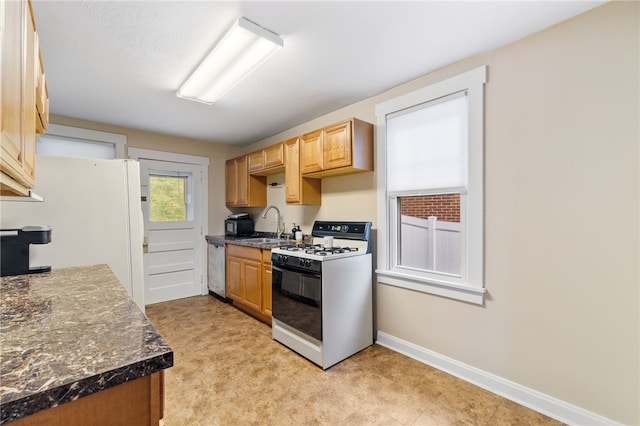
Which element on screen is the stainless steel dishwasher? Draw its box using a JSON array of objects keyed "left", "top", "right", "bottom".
[{"left": 207, "top": 240, "right": 227, "bottom": 300}]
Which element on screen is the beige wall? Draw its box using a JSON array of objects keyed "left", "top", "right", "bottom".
[
  {"left": 48, "top": 115, "right": 243, "bottom": 235},
  {"left": 246, "top": 2, "right": 639, "bottom": 424}
]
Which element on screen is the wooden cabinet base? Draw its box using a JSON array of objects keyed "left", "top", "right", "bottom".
[
  {"left": 10, "top": 372, "right": 164, "bottom": 426},
  {"left": 231, "top": 298, "right": 272, "bottom": 326}
]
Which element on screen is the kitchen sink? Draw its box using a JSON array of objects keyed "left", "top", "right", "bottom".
[{"left": 243, "top": 237, "right": 286, "bottom": 243}]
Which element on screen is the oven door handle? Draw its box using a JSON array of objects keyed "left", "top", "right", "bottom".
[{"left": 272, "top": 264, "right": 321, "bottom": 279}]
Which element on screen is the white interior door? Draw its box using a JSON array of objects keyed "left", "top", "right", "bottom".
[{"left": 140, "top": 159, "right": 203, "bottom": 304}]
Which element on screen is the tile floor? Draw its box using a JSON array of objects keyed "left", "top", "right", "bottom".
[{"left": 146, "top": 295, "right": 563, "bottom": 426}]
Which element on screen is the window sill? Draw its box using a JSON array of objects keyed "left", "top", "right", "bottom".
[{"left": 375, "top": 269, "right": 485, "bottom": 305}]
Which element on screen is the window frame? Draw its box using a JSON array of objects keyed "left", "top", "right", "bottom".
[{"left": 375, "top": 66, "right": 487, "bottom": 304}]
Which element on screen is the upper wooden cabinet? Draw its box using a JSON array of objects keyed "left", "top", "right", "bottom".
[
  {"left": 284, "top": 137, "right": 321, "bottom": 205},
  {"left": 248, "top": 142, "right": 285, "bottom": 176},
  {"left": 225, "top": 156, "right": 267, "bottom": 208},
  {"left": 226, "top": 117, "right": 372, "bottom": 206},
  {"left": 300, "top": 118, "right": 373, "bottom": 178},
  {"left": 1, "top": 0, "right": 48, "bottom": 196}
]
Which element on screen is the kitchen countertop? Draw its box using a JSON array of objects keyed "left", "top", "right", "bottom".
[{"left": 0, "top": 264, "right": 173, "bottom": 424}]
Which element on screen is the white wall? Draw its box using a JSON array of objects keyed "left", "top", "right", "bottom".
[{"left": 246, "top": 2, "right": 639, "bottom": 424}]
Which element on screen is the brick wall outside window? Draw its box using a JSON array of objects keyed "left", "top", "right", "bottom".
[{"left": 400, "top": 194, "right": 460, "bottom": 223}]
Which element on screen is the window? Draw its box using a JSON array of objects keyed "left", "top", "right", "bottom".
[
  {"left": 375, "top": 66, "right": 486, "bottom": 304},
  {"left": 149, "top": 171, "right": 194, "bottom": 223},
  {"left": 36, "top": 124, "right": 126, "bottom": 159}
]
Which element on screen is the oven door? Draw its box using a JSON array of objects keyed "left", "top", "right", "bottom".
[{"left": 272, "top": 263, "right": 322, "bottom": 341}]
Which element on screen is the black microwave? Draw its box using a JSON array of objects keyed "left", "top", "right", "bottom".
[{"left": 225, "top": 219, "right": 254, "bottom": 236}]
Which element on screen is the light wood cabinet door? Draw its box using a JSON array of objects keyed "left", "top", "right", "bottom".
[
  {"left": 262, "top": 249, "right": 272, "bottom": 318},
  {"left": 263, "top": 143, "right": 284, "bottom": 169},
  {"left": 1, "top": 0, "right": 23, "bottom": 169},
  {"left": 225, "top": 155, "right": 267, "bottom": 207},
  {"left": 284, "top": 138, "right": 301, "bottom": 203},
  {"left": 242, "top": 259, "right": 262, "bottom": 312},
  {"left": 35, "top": 37, "right": 49, "bottom": 134},
  {"left": 225, "top": 159, "right": 237, "bottom": 205},
  {"left": 323, "top": 120, "right": 352, "bottom": 170},
  {"left": 247, "top": 151, "right": 263, "bottom": 173},
  {"left": 22, "top": 2, "right": 36, "bottom": 181},
  {"left": 284, "top": 137, "right": 321, "bottom": 205},
  {"left": 227, "top": 252, "right": 261, "bottom": 312},
  {"left": 300, "top": 130, "right": 323, "bottom": 174},
  {"left": 226, "top": 256, "right": 243, "bottom": 300},
  {"left": 235, "top": 156, "right": 248, "bottom": 206},
  {"left": 248, "top": 143, "right": 284, "bottom": 176}
]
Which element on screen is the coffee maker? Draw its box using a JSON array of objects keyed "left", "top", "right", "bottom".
[{"left": 0, "top": 226, "right": 52, "bottom": 277}]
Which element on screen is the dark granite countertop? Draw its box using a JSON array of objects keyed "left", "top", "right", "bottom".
[
  {"left": 206, "top": 233, "right": 292, "bottom": 249},
  {"left": 0, "top": 264, "right": 173, "bottom": 424}
]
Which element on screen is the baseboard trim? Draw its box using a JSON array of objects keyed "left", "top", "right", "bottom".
[{"left": 375, "top": 331, "right": 620, "bottom": 426}]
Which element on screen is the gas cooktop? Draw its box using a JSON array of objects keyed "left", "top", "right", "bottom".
[
  {"left": 272, "top": 221, "right": 372, "bottom": 262},
  {"left": 277, "top": 243, "right": 360, "bottom": 256}
]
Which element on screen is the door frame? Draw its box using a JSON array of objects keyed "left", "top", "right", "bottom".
[{"left": 128, "top": 148, "right": 210, "bottom": 298}]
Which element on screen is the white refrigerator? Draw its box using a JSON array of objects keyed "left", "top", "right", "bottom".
[{"left": 0, "top": 155, "right": 145, "bottom": 310}]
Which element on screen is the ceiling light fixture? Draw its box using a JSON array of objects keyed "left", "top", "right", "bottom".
[{"left": 177, "top": 17, "right": 283, "bottom": 105}]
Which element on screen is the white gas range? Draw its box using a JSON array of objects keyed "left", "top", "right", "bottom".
[{"left": 271, "top": 221, "right": 373, "bottom": 369}]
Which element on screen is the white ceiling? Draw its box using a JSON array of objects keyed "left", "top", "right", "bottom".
[{"left": 32, "top": 1, "right": 605, "bottom": 147}]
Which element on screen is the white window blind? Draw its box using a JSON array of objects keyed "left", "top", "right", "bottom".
[
  {"left": 37, "top": 135, "right": 116, "bottom": 159},
  {"left": 386, "top": 91, "right": 467, "bottom": 192}
]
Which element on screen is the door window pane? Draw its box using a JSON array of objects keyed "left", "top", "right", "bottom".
[{"left": 149, "top": 175, "right": 188, "bottom": 222}]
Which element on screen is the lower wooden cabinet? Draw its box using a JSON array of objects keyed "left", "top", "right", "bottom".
[
  {"left": 226, "top": 244, "right": 272, "bottom": 325},
  {"left": 10, "top": 372, "right": 164, "bottom": 426}
]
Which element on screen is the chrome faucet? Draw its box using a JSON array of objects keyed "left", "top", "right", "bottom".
[{"left": 260, "top": 205, "right": 282, "bottom": 238}]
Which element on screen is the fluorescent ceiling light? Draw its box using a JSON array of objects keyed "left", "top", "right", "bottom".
[{"left": 177, "top": 17, "right": 283, "bottom": 105}]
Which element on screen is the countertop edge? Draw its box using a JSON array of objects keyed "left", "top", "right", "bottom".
[
  {"left": 0, "top": 351, "right": 173, "bottom": 424},
  {"left": 205, "top": 234, "right": 290, "bottom": 249}
]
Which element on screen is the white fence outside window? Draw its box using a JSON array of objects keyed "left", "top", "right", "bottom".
[{"left": 400, "top": 215, "right": 461, "bottom": 275}]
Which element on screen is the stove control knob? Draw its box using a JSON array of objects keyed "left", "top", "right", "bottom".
[
  {"left": 304, "top": 259, "right": 312, "bottom": 267},
  {"left": 298, "top": 258, "right": 305, "bottom": 267}
]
